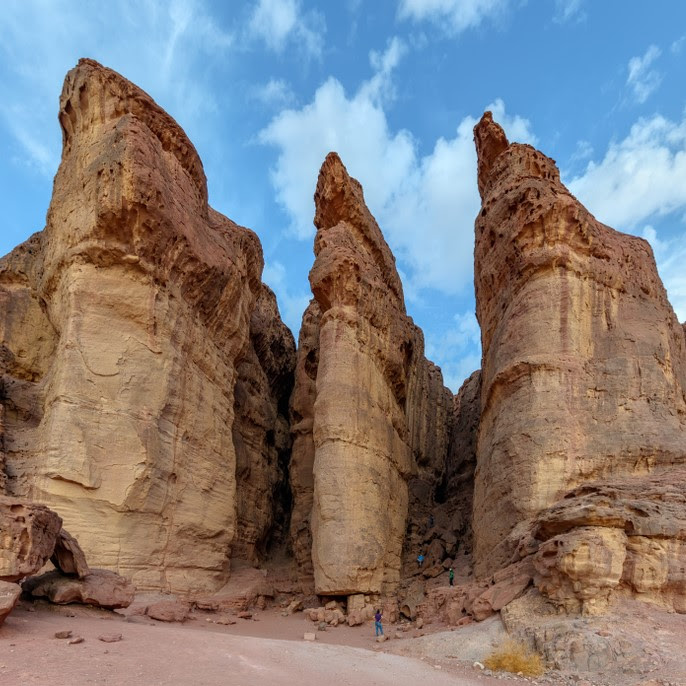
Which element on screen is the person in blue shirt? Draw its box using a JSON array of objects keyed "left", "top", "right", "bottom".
[
  {"left": 374, "top": 609, "right": 383, "bottom": 637},
  {"left": 417, "top": 553, "right": 425, "bottom": 567}
]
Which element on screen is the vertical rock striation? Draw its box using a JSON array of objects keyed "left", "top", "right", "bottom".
[
  {"left": 0, "top": 59, "right": 294, "bottom": 593},
  {"left": 288, "top": 299, "right": 321, "bottom": 592},
  {"left": 291, "top": 153, "right": 455, "bottom": 595},
  {"left": 472, "top": 112, "right": 686, "bottom": 578},
  {"left": 232, "top": 286, "right": 295, "bottom": 564}
]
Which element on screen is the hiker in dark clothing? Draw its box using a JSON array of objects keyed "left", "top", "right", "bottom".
[
  {"left": 449, "top": 567, "right": 455, "bottom": 586},
  {"left": 374, "top": 609, "right": 383, "bottom": 636}
]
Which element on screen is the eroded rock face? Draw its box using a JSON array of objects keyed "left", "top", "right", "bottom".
[
  {"left": 0, "top": 497, "right": 62, "bottom": 582},
  {"left": 472, "top": 112, "right": 686, "bottom": 577},
  {"left": 291, "top": 153, "right": 454, "bottom": 595},
  {"left": 232, "top": 286, "right": 295, "bottom": 564},
  {"left": 288, "top": 299, "right": 321, "bottom": 592},
  {"left": 0, "top": 59, "right": 294, "bottom": 593},
  {"left": 532, "top": 468, "right": 686, "bottom": 614}
]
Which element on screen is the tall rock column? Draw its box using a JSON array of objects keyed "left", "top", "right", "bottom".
[
  {"left": 291, "top": 154, "right": 454, "bottom": 595},
  {"left": 472, "top": 112, "right": 686, "bottom": 576},
  {"left": 0, "top": 59, "right": 294, "bottom": 593}
]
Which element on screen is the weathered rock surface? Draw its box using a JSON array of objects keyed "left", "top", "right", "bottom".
[
  {"left": 290, "top": 153, "right": 454, "bottom": 595},
  {"left": 0, "top": 497, "right": 61, "bottom": 582},
  {"left": 232, "top": 286, "right": 295, "bottom": 564},
  {"left": 532, "top": 468, "right": 686, "bottom": 614},
  {"left": 145, "top": 599, "right": 190, "bottom": 622},
  {"left": 0, "top": 59, "right": 294, "bottom": 592},
  {"left": 472, "top": 112, "right": 686, "bottom": 577},
  {"left": 288, "top": 299, "right": 321, "bottom": 592},
  {"left": 51, "top": 528, "right": 89, "bottom": 579},
  {"left": 0, "top": 580, "right": 21, "bottom": 625},
  {"left": 23, "top": 568, "right": 135, "bottom": 609}
]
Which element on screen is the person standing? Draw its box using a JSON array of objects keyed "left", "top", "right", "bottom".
[
  {"left": 374, "top": 609, "right": 383, "bottom": 637},
  {"left": 449, "top": 566, "right": 455, "bottom": 586},
  {"left": 417, "top": 553, "right": 425, "bottom": 568}
]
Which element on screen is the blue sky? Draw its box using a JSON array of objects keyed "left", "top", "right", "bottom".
[{"left": 1, "top": 0, "right": 685, "bottom": 391}]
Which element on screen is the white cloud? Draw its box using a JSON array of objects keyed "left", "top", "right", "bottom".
[
  {"left": 553, "top": 0, "right": 585, "bottom": 24},
  {"left": 248, "top": 0, "right": 324, "bottom": 57},
  {"left": 626, "top": 45, "right": 662, "bottom": 104},
  {"left": 262, "top": 260, "right": 312, "bottom": 335},
  {"left": 0, "top": 0, "right": 233, "bottom": 176},
  {"left": 671, "top": 35, "right": 685, "bottom": 55},
  {"left": 425, "top": 310, "right": 481, "bottom": 391},
  {"left": 397, "top": 0, "right": 508, "bottom": 34},
  {"left": 568, "top": 113, "right": 686, "bottom": 230},
  {"left": 260, "top": 38, "right": 536, "bottom": 299},
  {"left": 570, "top": 139, "right": 593, "bottom": 162},
  {"left": 252, "top": 78, "right": 296, "bottom": 107},
  {"left": 641, "top": 226, "right": 686, "bottom": 323}
]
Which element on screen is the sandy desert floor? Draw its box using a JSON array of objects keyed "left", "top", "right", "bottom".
[
  {"left": 0, "top": 601, "right": 511, "bottom": 686},
  {"left": 1, "top": 598, "right": 684, "bottom": 686}
]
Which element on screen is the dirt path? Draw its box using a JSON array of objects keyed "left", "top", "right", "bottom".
[{"left": 0, "top": 604, "right": 507, "bottom": 686}]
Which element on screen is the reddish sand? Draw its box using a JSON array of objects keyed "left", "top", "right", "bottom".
[{"left": 0, "top": 602, "right": 508, "bottom": 686}]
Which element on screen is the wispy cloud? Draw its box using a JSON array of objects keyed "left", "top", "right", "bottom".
[
  {"left": 397, "top": 0, "right": 509, "bottom": 35},
  {"left": 553, "top": 0, "right": 586, "bottom": 24},
  {"left": 262, "top": 260, "right": 311, "bottom": 334},
  {"left": 0, "top": 0, "right": 234, "bottom": 176},
  {"left": 626, "top": 44, "right": 662, "bottom": 104},
  {"left": 641, "top": 226, "right": 686, "bottom": 323},
  {"left": 671, "top": 35, "right": 685, "bottom": 54},
  {"left": 248, "top": 0, "right": 324, "bottom": 57},
  {"left": 252, "top": 78, "right": 296, "bottom": 107},
  {"left": 425, "top": 310, "right": 481, "bottom": 391},
  {"left": 568, "top": 112, "right": 686, "bottom": 230}
]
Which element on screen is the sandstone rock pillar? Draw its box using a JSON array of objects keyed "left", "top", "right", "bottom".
[{"left": 472, "top": 112, "right": 686, "bottom": 576}]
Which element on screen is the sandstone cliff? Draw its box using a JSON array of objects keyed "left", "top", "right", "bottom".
[
  {"left": 0, "top": 59, "right": 294, "bottom": 593},
  {"left": 233, "top": 286, "right": 295, "bottom": 564},
  {"left": 288, "top": 299, "right": 321, "bottom": 592},
  {"left": 290, "top": 153, "right": 455, "bottom": 596},
  {"left": 472, "top": 112, "right": 686, "bottom": 582}
]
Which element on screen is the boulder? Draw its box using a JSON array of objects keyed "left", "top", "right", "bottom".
[
  {"left": 0, "top": 497, "right": 61, "bottom": 582},
  {"left": 0, "top": 580, "right": 21, "bottom": 625},
  {"left": 145, "top": 600, "right": 190, "bottom": 622},
  {"left": 23, "top": 568, "right": 135, "bottom": 609},
  {"left": 51, "top": 529, "right": 89, "bottom": 579}
]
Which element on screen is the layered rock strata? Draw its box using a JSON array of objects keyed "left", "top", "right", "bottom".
[
  {"left": 290, "top": 153, "right": 454, "bottom": 595},
  {"left": 0, "top": 59, "right": 294, "bottom": 593},
  {"left": 472, "top": 112, "right": 686, "bottom": 579},
  {"left": 532, "top": 467, "right": 686, "bottom": 614}
]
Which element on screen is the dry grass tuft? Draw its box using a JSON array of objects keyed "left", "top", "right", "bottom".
[{"left": 483, "top": 639, "right": 545, "bottom": 677}]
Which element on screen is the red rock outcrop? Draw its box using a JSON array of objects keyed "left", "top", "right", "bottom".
[
  {"left": 0, "top": 497, "right": 62, "bottom": 582},
  {"left": 290, "top": 153, "right": 454, "bottom": 596},
  {"left": 472, "top": 112, "right": 686, "bottom": 583},
  {"left": 0, "top": 59, "right": 295, "bottom": 593},
  {"left": 532, "top": 468, "right": 686, "bottom": 614}
]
